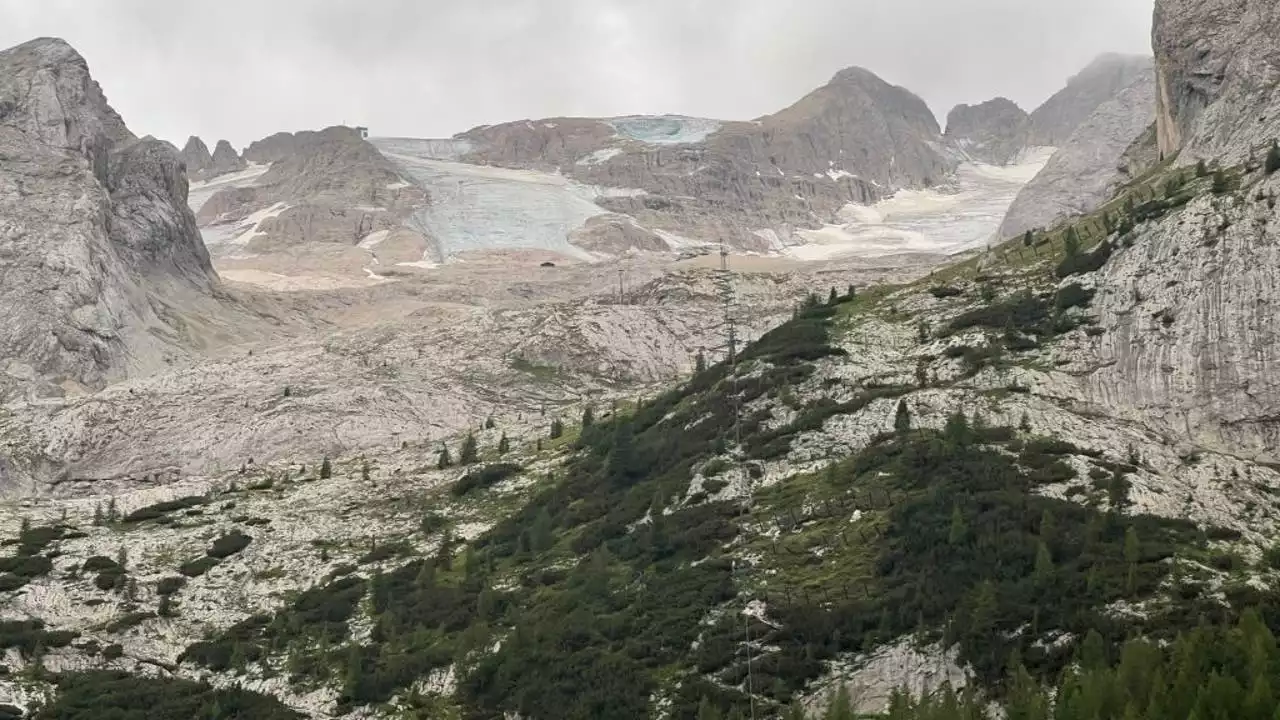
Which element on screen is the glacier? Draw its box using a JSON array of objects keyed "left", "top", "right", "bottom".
[
  {"left": 371, "top": 137, "right": 645, "bottom": 261},
  {"left": 608, "top": 115, "right": 722, "bottom": 145}
]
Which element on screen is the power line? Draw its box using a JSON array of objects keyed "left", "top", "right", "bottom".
[{"left": 717, "top": 243, "right": 755, "bottom": 720}]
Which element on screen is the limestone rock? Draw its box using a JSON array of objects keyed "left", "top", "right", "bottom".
[
  {"left": 1153, "top": 0, "right": 1280, "bottom": 164},
  {"left": 199, "top": 126, "right": 428, "bottom": 251},
  {"left": 0, "top": 37, "right": 220, "bottom": 402},
  {"left": 242, "top": 131, "right": 298, "bottom": 164},
  {"left": 209, "top": 139, "right": 246, "bottom": 176},
  {"left": 180, "top": 136, "right": 213, "bottom": 176},
  {"left": 999, "top": 68, "right": 1156, "bottom": 239},
  {"left": 453, "top": 66, "right": 954, "bottom": 249},
  {"left": 944, "top": 97, "right": 1031, "bottom": 165},
  {"left": 1029, "top": 54, "right": 1153, "bottom": 147}
]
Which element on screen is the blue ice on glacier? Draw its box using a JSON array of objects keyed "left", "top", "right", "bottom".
[
  {"left": 371, "top": 137, "right": 638, "bottom": 261},
  {"left": 608, "top": 115, "right": 721, "bottom": 145}
]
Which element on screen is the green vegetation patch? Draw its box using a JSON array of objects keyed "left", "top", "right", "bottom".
[
  {"left": 30, "top": 670, "right": 302, "bottom": 720},
  {"left": 122, "top": 496, "right": 209, "bottom": 524}
]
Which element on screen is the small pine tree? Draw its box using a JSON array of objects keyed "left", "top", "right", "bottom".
[
  {"left": 107, "top": 497, "right": 119, "bottom": 523},
  {"left": 694, "top": 350, "right": 707, "bottom": 374},
  {"left": 459, "top": 433, "right": 479, "bottom": 465},
  {"left": 550, "top": 418, "right": 565, "bottom": 440},
  {"left": 116, "top": 546, "right": 129, "bottom": 570},
  {"left": 1023, "top": 230, "right": 1033, "bottom": 247},
  {"left": 93, "top": 503, "right": 105, "bottom": 526},
  {"left": 828, "top": 287, "right": 839, "bottom": 305},
  {"left": 581, "top": 405, "right": 594, "bottom": 429},
  {"left": 1196, "top": 159, "right": 1210, "bottom": 178},
  {"left": 497, "top": 433, "right": 510, "bottom": 456},
  {"left": 361, "top": 462, "right": 371, "bottom": 483},
  {"left": 846, "top": 284, "right": 856, "bottom": 299},
  {"left": 484, "top": 416, "right": 496, "bottom": 430},
  {"left": 536, "top": 438, "right": 544, "bottom": 452},
  {"left": 893, "top": 400, "right": 911, "bottom": 434},
  {"left": 1267, "top": 141, "right": 1280, "bottom": 175},
  {"left": 319, "top": 457, "right": 332, "bottom": 480},
  {"left": 283, "top": 386, "right": 291, "bottom": 398},
  {"left": 437, "top": 444, "right": 453, "bottom": 469},
  {"left": 1063, "top": 226, "right": 1081, "bottom": 259}
]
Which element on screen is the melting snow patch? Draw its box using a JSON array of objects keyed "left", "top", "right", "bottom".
[
  {"left": 357, "top": 229, "right": 391, "bottom": 250},
  {"left": 578, "top": 147, "right": 624, "bottom": 165},
  {"left": 826, "top": 169, "right": 856, "bottom": 182}
]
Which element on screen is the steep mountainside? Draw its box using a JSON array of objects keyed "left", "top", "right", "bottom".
[
  {"left": 1154, "top": 0, "right": 1280, "bottom": 163},
  {"left": 446, "top": 67, "right": 955, "bottom": 252},
  {"left": 0, "top": 38, "right": 229, "bottom": 402},
  {"left": 998, "top": 68, "right": 1157, "bottom": 239},
  {"left": 944, "top": 97, "right": 1032, "bottom": 165},
  {"left": 196, "top": 126, "right": 430, "bottom": 254},
  {"left": 5, "top": 5, "right": 1280, "bottom": 718},
  {"left": 1028, "top": 54, "right": 1153, "bottom": 147}
]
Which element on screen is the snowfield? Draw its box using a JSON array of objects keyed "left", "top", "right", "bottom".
[{"left": 785, "top": 149, "right": 1055, "bottom": 260}]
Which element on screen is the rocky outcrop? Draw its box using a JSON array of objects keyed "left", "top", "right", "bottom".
[
  {"left": 180, "top": 136, "right": 213, "bottom": 176},
  {"left": 944, "top": 97, "right": 1031, "bottom": 165},
  {"left": 0, "top": 37, "right": 222, "bottom": 402},
  {"left": 209, "top": 139, "right": 246, "bottom": 176},
  {"left": 451, "top": 66, "right": 954, "bottom": 250},
  {"left": 1153, "top": 0, "right": 1280, "bottom": 164},
  {"left": 1029, "top": 54, "right": 1153, "bottom": 147},
  {"left": 242, "top": 131, "right": 298, "bottom": 164},
  {"left": 199, "top": 126, "right": 428, "bottom": 251},
  {"left": 998, "top": 69, "right": 1157, "bottom": 239}
]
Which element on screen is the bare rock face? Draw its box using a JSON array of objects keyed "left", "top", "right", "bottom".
[
  {"left": 0, "top": 37, "right": 220, "bottom": 402},
  {"left": 998, "top": 69, "right": 1156, "bottom": 239},
  {"left": 1029, "top": 54, "right": 1153, "bottom": 147},
  {"left": 1153, "top": 0, "right": 1280, "bottom": 164},
  {"left": 453, "top": 66, "right": 954, "bottom": 249},
  {"left": 200, "top": 126, "right": 428, "bottom": 250},
  {"left": 944, "top": 97, "right": 1031, "bottom": 165},
  {"left": 180, "top": 136, "right": 213, "bottom": 176},
  {"left": 210, "top": 139, "right": 246, "bottom": 176},
  {"left": 242, "top": 131, "right": 298, "bottom": 164}
]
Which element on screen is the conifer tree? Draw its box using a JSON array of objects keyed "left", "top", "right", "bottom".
[
  {"left": 497, "top": 433, "right": 510, "bottom": 456},
  {"left": 828, "top": 287, "right": 839, "bottom": 305},
  {"left": 846, "top": 284, "right": 856, "bottom": 299},
  {"left": 581, "top": 405, "right": 594, "bottom": 429},
  {"left": 550, "top": 418, "right": 565, "bottom": 439},
  {"left": 459, "top": 433, "right": 479, "bottom": 465},
  {"left": 894, "top": 400, "right": 911, "bottom": 434},
  {"left": 437, "top": 444, "right": 453, "bottom": 469},
  {"left": 1267, "top": 141, "right": 1280, "bottom": 175},
  {"left": 319, "top": 456, "right": 332, "bottom": 479}
]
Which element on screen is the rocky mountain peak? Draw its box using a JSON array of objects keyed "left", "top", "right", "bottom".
[
  {"left": 1029, "top": 53, "right": 1152, "bottom": 147},
  {"left": 0, "top": 37, "right": 220, "bottom": 401},
  {"left": 944, "top": 97, "right": 1031, "bottom": 165},
  {"left": 180, "top": 135, "right": 213, "bottom": 174},
  {"left": 210, "top": 138, "right": 246, "bottom": 175}
]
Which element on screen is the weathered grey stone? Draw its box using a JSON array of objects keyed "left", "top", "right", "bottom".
[
  {"left": 180, "top": 136, "right": 213, "bottom": 176},
  {"left": 999, "top": 69, "right": 1156, "bottom": 239},
  {"left": 454, "top": 66, "right": 954, "bottom": 249},
  {"left": 944, "top": 97, "right": 1031, "bottom": 165},
  {"left": 199, "top": 126, "right": 428, "bottom": 250},
  {"left": 1153, "top": 0, "right": 1280, "bottom": 164},
  {"left": 0, "top": 37, "right": 219, "bottom": 402},
  {"left": 1029, "top": 54, "right": 1153, "bottom": 147},
  {"left": 209, "top": 139, "right": 245, "bottom": 176}
]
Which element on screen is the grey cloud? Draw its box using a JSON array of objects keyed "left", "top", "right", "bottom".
[{"left": 0, "top": 0, "right": 1154, "bottom": 149}]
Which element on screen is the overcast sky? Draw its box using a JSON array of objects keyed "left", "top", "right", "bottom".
[{"left": 1, "top": 0, "right": 1154, "bottom": 150}]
